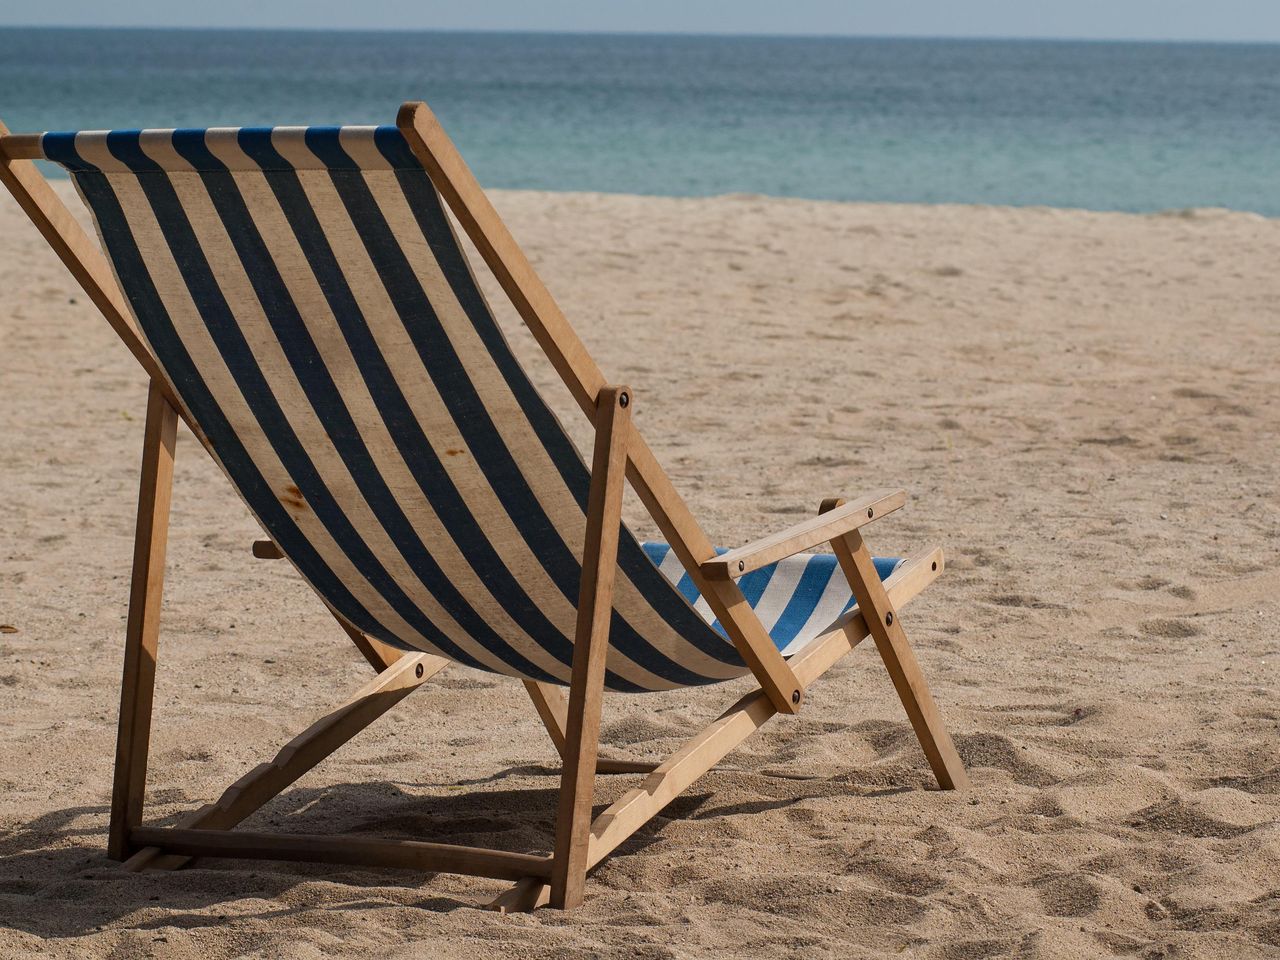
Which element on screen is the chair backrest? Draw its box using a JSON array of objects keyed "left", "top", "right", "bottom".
[{"left": 45, "top": 124, "right": 746, "bottom": 692}]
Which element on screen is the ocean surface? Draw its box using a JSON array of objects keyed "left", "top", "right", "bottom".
[{"left": 2, "top": 27, "right": 1279, "bottom": 214}]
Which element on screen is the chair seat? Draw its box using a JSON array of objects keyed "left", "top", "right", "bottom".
[{"left": 641, "top": 544, "right": 901, "bottom": 656}]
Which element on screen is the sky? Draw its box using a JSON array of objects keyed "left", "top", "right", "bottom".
[{"left": 1, "top": 0, "right": 1277, "bottom": 44}]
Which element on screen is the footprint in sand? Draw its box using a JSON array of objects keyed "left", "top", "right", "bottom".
[
  {"left": 1034, "top": 873, "right": 1103, "bottom": 917},
  {"left": 1139, "top": 617, "right": 1203, "bottom": 638}
]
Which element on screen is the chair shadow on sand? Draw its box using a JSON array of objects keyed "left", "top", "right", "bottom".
[
  {"left": 0, "top": 776, "right": 726, "bottom": 935},
  {"left": 0, "top": 750, "right": 930, "bottom": 938}
]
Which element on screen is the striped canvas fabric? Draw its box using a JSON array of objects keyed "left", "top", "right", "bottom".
[
  {"left": 46, "top": 124, "right": 898, "bottom": 691},
  {"left": 643, "top": 546, "right": 901, "bottom": 657}
]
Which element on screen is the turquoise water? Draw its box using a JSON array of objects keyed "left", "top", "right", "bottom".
[{"left": 3, "top": 27, "right": 1279, "bottom": 214}]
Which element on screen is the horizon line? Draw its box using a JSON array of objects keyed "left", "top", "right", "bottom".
[{"left": 1, "top": 23, "right": 1279, "bottom": 46}]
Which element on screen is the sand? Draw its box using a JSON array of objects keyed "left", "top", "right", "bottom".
[{"left": 1, "top": 182, "right": 1277, "bottom": 959}]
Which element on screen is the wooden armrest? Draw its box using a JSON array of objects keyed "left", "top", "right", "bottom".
[
  {"left": 253, "top": 540, "right": 284, "bottom": 560},
  {"left": 702, "top": 489, "right": 906, "bottom": 580}
]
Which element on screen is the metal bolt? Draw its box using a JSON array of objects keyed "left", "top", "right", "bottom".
[
  {"left": 867, "top": 507, "right": 874, "bottom": 518},
  {"left": 738, "top": 560, "right": 745, "bottom": 572},
  {"left": 619, "top": 392, "right": 629, "bottom": 408},
  {"left": 791, "top": 689, "right": 801, "bottom": 705},
  {"left": 931, "top": 561, "right": 937, "bottom": 571},
  {"left": 885, "top": 612, "right": 894, "bottom": 626},
  {"left": 415, "top": 663, "right": 424, "bottom": 679}
]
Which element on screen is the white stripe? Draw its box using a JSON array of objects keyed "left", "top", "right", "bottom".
[
  {"left": 657, "top": 547, "right": 687, "bottom": 591},
  {"left": 784, "top": 564, "right": 855, "bottom": 654},
  {"left": 748, "top": 558, "right": 806, "bottom": 635}
]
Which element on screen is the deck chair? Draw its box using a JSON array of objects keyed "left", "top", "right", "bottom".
[{"left": 0, "top": 102, "right": 968, "bottom": 911}]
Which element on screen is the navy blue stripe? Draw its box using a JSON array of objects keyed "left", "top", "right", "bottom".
[
  {"left": 50, "top": 147, "right": 415, "bottom": 654},
  {"left": 873, "top": 557, "right": 899, "bottom": 581},
  {"left": 638, "top": 546, "right": 906, "bottom": 651},
  {"left": 302, "top": 133, "right": 719, "bottom": 687},
  {"left": 372, "top": 128, "right": 421, "bottom": 168},
  {"left": 640, "top": 543, "right": 670, "bottom": 568},
  {"left": 42, "top": 133, "right": 96, "bottom": 172},
  {"left": 708, "top": 566, "right": 773, "bottom": 639},
  {"left": 169, "top": 129, "right": 574, "bottom": 684},
  {"left": 372, "top": 132, "right": 741, "bottom": 673},
  {"left": 98, "top": 130, "right": 494, "bottom": 672},
  {"left": 737, "top": 567, "right": 775, "bottom": 608}
]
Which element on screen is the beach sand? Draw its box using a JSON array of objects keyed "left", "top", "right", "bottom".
[{"left": 1, "top": 182, "right": 1277, "bottom": 959}]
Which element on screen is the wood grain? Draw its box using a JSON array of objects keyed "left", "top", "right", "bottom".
[
  {"left": 130, "top": 827, "right": 551, "bottom": 881},
  {"left": 830, "top": 523, "right": 968, "bottom": 791},
  {"left": 703, "top": 489, "right": 906, "bottom": 580},
  {"left": 108, "top": 381, "right": 178, "bottom": 860},
  {"left": 550, "top": 386, "right": 631, "bottom": 909}
]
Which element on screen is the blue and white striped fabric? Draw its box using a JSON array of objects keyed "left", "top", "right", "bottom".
[
  {"left": 46, "top": 124, "right": 899, "bottom": 691},
  {"left": 643, "top": 545, "right": 901, "bottom": 656}
]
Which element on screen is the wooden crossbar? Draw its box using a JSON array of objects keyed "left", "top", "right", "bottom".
[
  {"left": 704, "top": 490, "right": 906, "bottom": 579},
  {"left": 0, "top": 132, "right": 44, "bottom": 159},
  {"left": 588, "top": 689, "right": 775, "bottom": 867},
  {"left": 131, "top": 827, "right": 552, "bottom": 881}
]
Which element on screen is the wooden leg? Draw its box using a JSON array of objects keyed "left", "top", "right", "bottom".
[
  {"left": 829, "top": 523, "right": 969, "bottom": 791},
  {"left": 549, "top": 386, "right": 631, "bottom": 909},
  {"left": 108, "top": 381, "right": 179, "bottom": 860}
]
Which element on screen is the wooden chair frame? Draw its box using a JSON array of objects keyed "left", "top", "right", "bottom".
[{"left": 0, "top": 102, "right": 968, "bottom": 911}]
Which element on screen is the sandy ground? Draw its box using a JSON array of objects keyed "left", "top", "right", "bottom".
[{"left": 1, "top": 181, "right": 1278, "bottom": 959}]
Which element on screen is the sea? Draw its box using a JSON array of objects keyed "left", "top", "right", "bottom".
[{"left": 2, "top": 27, "right": 1278, "bottom": 214}]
